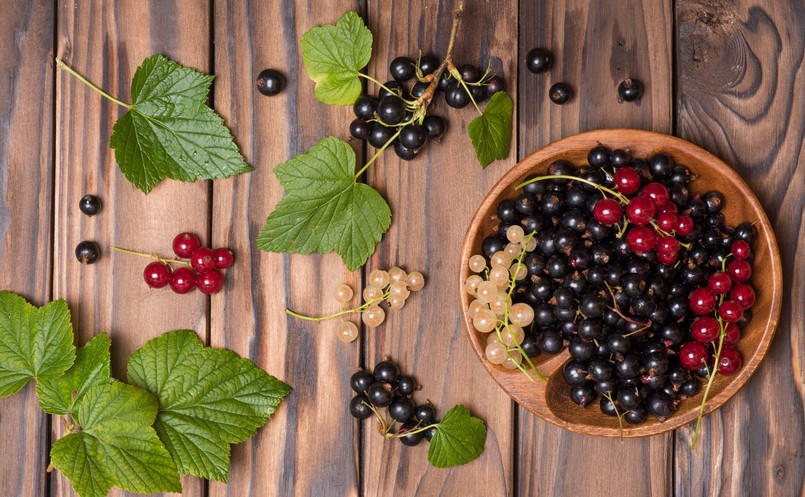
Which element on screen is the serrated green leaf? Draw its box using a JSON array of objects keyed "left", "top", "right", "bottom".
[
  {"left": 0, "top": 291, "right": 75, "bottom": 397},
  {"left": 126, "top": 330, "right": 292, "bottom": 481},
  {"left": 36, "top": 333, "right": 113, "bottom": 415},
  {"left": 256, "top": 137, "right": 391, "bottom": 271},
  {"left": 109, "top": 54, "right": 252, "bottom": 194},
  {"left": 301, "top": 11, "right": 372, "bottom": 105},
  {"left": 427, "top": 405, "right": 487, "bottom": 468},
  {"left": 467, "top": 91, "right": 513, "bottom": 168},
  {"left": 50, "top": 382, "right": 182, "bottom": 497}
]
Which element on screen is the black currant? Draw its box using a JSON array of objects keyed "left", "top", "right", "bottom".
[
  {"left": 423, "top": 115, "right": 447, "bottom": 139},
  {"left": 377, "top": 95, "right": 405, "bottom": 125},
  {"left": 617, "top": 78, "right": 643, "bottom": 102},
  {"left": 525, "top": 47, "right": 553, "bottom": 74},
  {"left": 388, "top": 397, "right": 415, "bottom": 422},
  {"left": 393, "top": 141, "right": 417, "bottom": 161},
  {"left": 349, "top": 118, "right": 371, "bottom": 140},
  {"left": 75, "top": 241, "right": 100, "bottom": 265},
  {"left": 396, "top": 375, "right": 416, "bottom": 396},
  {"left": 587, "top": 146, "right": 612, "bottom": 168},
  {"left": 399, "top": 420, "right": 425, "bottom": 446},
  {"left": 389, "top": 56, "right": 416, "bottom": 81},
  {"left": 410, "top": 81, "right": 428, "bottom": 99},
  {"left": 418, "top": 54, "right": 440, "bottom": 75},
  {"left": 374, "top": 360, "right": 400, "bottom": 383},
  {"left": 256, "top": 69, "right": 285, "bottom": 96},
  {"left": 79, "top": 195, "right": 102, "bottom": 216},
  {"left": 414, "top": 404, "right": 436, "bottom": 424},
  {"left": 549, "top": 82, "right": 573, "bottom": 104},
  {"left": 486, "top": 75, "right": 505, "bottom": 97},
  {"left": 445, "top": 82, "right": 470, "bottom": 108},
  {"left": 353, "top": 95, "right": 379, "bottom": 120},
  {"left": 366, "top": 382, "right": 393, "bottom": 407},
  {"left": 399, "top": 124, "right": 427, "bottom": 150},
  {"left": 368, "top": 122, "right": 395, "bottom": 148},
  {"left": 570, "top": 383, "right": 597, "bottom": 407},
  {"left": 379, "top": 80, "right": 406, "bottom": 99},
  {"left": 350, "top": 394, "right": 373, "bottom": 419},
  {"left": 350, "top": 370, "right": 374, "bottom": 394}
]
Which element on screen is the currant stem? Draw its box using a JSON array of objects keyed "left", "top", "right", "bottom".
[
  {"left": 111, "top": 246, "right": 191, "bottom": 266},
  {"left": 357, "top": 73, "right": 400, "bottom": 100},
  {"left": 516, "top": 174, "right": 630, "bottom": 204},
  {"left": 286, "top": 294, "right": 388, "bottom": 322},
  {"left": 56, "top": 58, "right": 132, "bottom": 109},
  {"left": 459, "top": 78, "right": 483, "bottom": 115},
  {"left": 691, "top": 317, "right": 727, "bottom": 449},
  {"left": 387, "top": 422, "right": 440, "bottom": 439},
  {"left": 354, "top": 128, "right": 403, "bottom": 179},
  {"left": 417, "top": 2, "right": 464, "bottom": 111}
]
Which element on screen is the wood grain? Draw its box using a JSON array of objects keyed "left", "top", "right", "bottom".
[
  {"left": 209, "top": 1, "right": 363, "bottom": 496},
  {"left": 53, "top": 1, "right": 211, "bottom": 496},
  {"left": 516, "top": 1, "right": 674, "bottom": 495},
  {"left": 362, "top": 1, "right": 518, "bottom": 495},
  {"left": 0, "top": 1, "right": 53, "bottom": 496},
  {"left": 674, "top": 0, "right": 805, "bottom": 495}
]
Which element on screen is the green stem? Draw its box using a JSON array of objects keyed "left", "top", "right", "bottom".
[
  {"left": 56, "top": 58, "right": 131, "bottom": 109},
  {"left": 111, "top": 246, "right": 191, "bottom": 266},
  {"left": 691, "top": 317, "right": 727, "bottom": 449},
  {"left": 459, "top": 78, "right": 483, "bottom": 115},
  {"left": 357, "top": 73, "right": 403, "bottom": 101},
  {"left": 354, "top": 128, "right": 402, "bottom": 179},
  {"left": 388, "top": 422, "right": 440, "bottom": 438},
  {"left": 286, "top": 294, "right": 388, "bottom": 322},
  {"left": 516, "top": 174, "right": 629, "bottom": 204}
]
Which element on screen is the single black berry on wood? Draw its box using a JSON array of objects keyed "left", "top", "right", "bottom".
[
  {"left": 617, "top": 78, "right": 643, "bottom": 102},
  {"left": 256, "top": 69, "right": 285, "bottom": 96},
  {"left": 79, "top": 194, "right": 102, "bottom": 216},
  {"left": 549, "top": 82, "right": 573, "bottom": 104},
  {"left": 526, "top": 47, "right": 553, "bottom": 74},
  {"left": 75, "top": 241, "right": 100, "bottom": 264}
]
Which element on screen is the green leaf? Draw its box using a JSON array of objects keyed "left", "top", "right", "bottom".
[
  {"left": 0, "top": 291, "right": 75, "bottom": 397},
  {"left": 301, "top": 11, "right": 372, "bottom": 105},
  {"left": 36, "top": 333, "right": 113, "bottom": 415},
  {"left": 50, "top": 382, "right": 182, "bottom": 497},
  {"left": 467, "top": 91, "right": 514, "bottom": 168},
  {"left": 109, "top": 54, "right": 252, "bottom": 194},
  {"left": 427, "top": 404, "right": 487, "bottom": 468},
  {"left": 256, "top": 137, "right": 391, "bottom": 271},
  {"left": 126, "top": 330, "right": 292, "bottom": 481}
]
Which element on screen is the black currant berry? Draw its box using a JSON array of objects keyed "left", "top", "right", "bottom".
[
  {"left": 75, "top": 241, "right": 100, "bottom": 264},
  {"left": 389, "top": 56, "right": 415, "bottom": 82},
  {"left": 486, "top": 75, "right": 505, "bottom": 97},
  {"left": 617, "top": 78, "right": 643, "bottom": 102},
  {"left": 79, "top": 194, "right": 102, "bottom": 216},
  {"left": 395, "top": 375, "right": 416, "bottom": 396},
  {"left": 349, "top": 118, "right": 371, "bottom": 140},
  {"left": 525, "top": 47, "right": 553, "bottom": 74},
  {"left": 445, "top": 83, "right": 470, "bottom": 108},
  {"left": 377, "top": 95, "right": 405, "bottom": 125},
  {"left": 549, "top": 82, "right": 573, "bottom": 104},
  {"left": 410, "top": 80, "right": 428, "bottom": 99},
  {"left": 368, "top": 122, "right": 395, "bottom": 148},
  {"left": 379, "top": 80, "right": 405, "bottom": 99},
  {"left": 374, "top": 361, "right": 399, "bottom": 383},
  {"left": 350, "top": 395, "right": 373, "bottom": 419},
  {"left": 256, "top": 69, "right": 285, "bottom": 96},
  {"left": 414, "top": 404, "right": 436, "bottom": 424},
  {"left": 400, "top": 125, "right": 427, "bottom": 150},
  {"left": 393, "top": 141, "right": 417, "bottom": 161},
  {"left": 423, "top": 115, "right": 447, "bottom": 139},
  {"left": 350, "top": 370, "right": 374, "bottom": 394},
  {"left": 418, "top": 54, "right": 440, "bottom": 75},
  {"left": 366, "top": 382, "right": 393, "bottom": 407},
  {"left": 388, "top": 397, "right": 415, "bottom": 422},
  {"left": 399, "top": 420, "right": 425, "bottom": 446},
  {"left": 353, "top": 95, "right": 378, "bottom": 120}
]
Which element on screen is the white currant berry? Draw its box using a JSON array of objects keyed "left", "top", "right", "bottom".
[
  {"left": 389, "top": 281, "right": 410, "bottom": 300},
  {"left": 468, "top": 299, "right": 486, "bottom": 318},
  {"left": 363, "top": 285, "right": 383, "bottom": 302},
  {"left": 487, "top": 332, "right": 502, "bottom": 345},
  {"left": 506, "top": 225, "right": 525, "bottom": 243},
  {"left": 525, "top": 237, "right": 537, "bottom": 252},
  {"left": 510, "top": 262, "right": 527, "bottom": 281},
  {"left": 337, "top": 321, "right": 359, "bottom": 342},
  {"left": 468, "top": 255, "right": 486, "bottom": 273},
  {"left": 502, "top": 351, "right": 523, "bottom": 370},
  {"left": 485, "top": 342, "right": 507, "bottom": 365},
  {"left": 368, "top": 269, "right": 390, "bottom": 289},
  {"left": 388, "top": 266, "right": 407, "bottom": 283},
  {"left": 510, "top": 303, "right": 535, "bottom": 327},
  {"left": 362, "top": 305, "right": 385, "bottom": 327},
  {"left": 491, "top": 251, "right": 512, "bottom": 267},
  {"left": 475, "top": 281, "right": 498, "bottom": 304},
  {"left": 504, "top": 242, "right": 522, "bottom": 257},
  {"left": 488, "top": 265, "right": 509, "bottom": 288},
  {"left": 405, "top": 271, "right": 425, "bottom": 291},
  {"left": 463, "top": 275, "right": 483, "bottom": 296},
  {"left": 333, "top": 283, "right": 354, "bottom": 303},
  {"left": 501, "top": 325, "right": 524, "bottom": 346},
  {"left": 473, "top": 308, "right": 497, "bottom": 333},
  {"left": 388, "top": 296, "right": 406, "bottom": 310},
  {"left": 489, "top": 295, "right": 509, "bottom": 316}
]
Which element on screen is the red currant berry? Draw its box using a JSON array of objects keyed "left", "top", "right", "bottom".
[
  {"left": 213, "top": 248, "right": 235, "bottom": 269},
  {"left": 676, "top": 215, "right": 693, "bottom": 236},
  {"left": 626, "top": 226, "right": 656, "bottom": 253},
  {"left": 657, "top": 236, "right": 679, "bottom": 256},
  {"left": 197, "top": 269, "right": 223, "bottom": 295},
  {"left": 723, "top": 322, "right": 741, "bottom": 347},
  {"left": 679, "top": 342, "right": 710, "bottom": 370},
  {"left": 593, "top": 198, "right": 624, "bottom": 226},
  {"left": 689, "top": 288, "right": 716, "bottom": 315},
  {"left": 169, "top": 267, "right": 197, "bottom": 294},
  {"left": 691, "top": 316, "right": 720, "bottom": 343},
  {"left": 143, "top": 261, "right": 171, "bottom": 288},
  {"left": 641, "top": 182, "right": 670, "bottom": 208},
  {"left": 657, "top": 250, "right": 678, "bottom": 265},
  {"left": 708, "top": 271, "right": 732, "bottom": 294},
  {"left": 656, "top": 201, "right": 678, "bottom": 216},
  {"left": 625, "top": 196, "right": 656, "bottom": 226},
  {"left": 718, "top": 300, "right": 744, "bottom": 323},
  {"left": 717, "top": 347, "right": 742, "bottom": 376},
  {"left": 729, "top": 283, "right": 755, "bottom": 309},
  {"left": 657, "top": 212, "right": 678, "bottom": 232},
  {"left": 190, "top": 247, "right": 216, "bottom": 273},
  {"left": 173, "top": 232, "right": 201, "bottom": 258},
  {"left": 731, "top": 240, "right": 751, "bottom": 260},
  {"left": 613, "top": 167, "right": 641, "bottom": 195},
  {"left": 727, "top": 259, "right": 752, "bottom": 283}
]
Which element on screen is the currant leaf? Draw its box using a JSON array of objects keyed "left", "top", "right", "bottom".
[
  {"left": 0, "top": 291, "right": 75, "bottom": 397},
  {"left": 256, "top": 137, "right": 391, "bottom": 271},
  {"left": 427, "top": 404, "right": 487, "bottom": 468},
  {"left": 467, "top": 91, "right": 514, "bottom": 168},
  {"left": 126, "top": 330, "right": 292, "bottom": 481},
  {"left": 301, "top": 11, "right": 373, "bottom": 105}
]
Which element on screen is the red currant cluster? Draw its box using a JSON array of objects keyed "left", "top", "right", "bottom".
[{"left": 142, "top": 232, "right": 234, "bottom": 295}]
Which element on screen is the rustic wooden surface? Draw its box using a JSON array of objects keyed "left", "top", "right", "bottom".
[{"left": 0, "top": 1, "right": 802, "bottom": 496}]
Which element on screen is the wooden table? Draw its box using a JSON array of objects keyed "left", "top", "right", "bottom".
[{"left": 1, "top": 1, "right": 802, "bottom": 496}]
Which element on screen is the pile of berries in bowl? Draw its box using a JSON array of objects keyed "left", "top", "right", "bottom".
[{"left": 459, "top": 129, "right": 782, "bottom": 437}]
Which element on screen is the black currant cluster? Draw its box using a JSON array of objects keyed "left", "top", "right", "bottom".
[
  {"left": 476, "top": 145, "right": 756, "bottom": 424},
  {"left": 75, "top": 194, "right": 103, "bottom": 264},
  {"left": 525, "top": 47, "right": 643, "bottom": 104},
  {"left": 350, "top": 55, "right": 505, "bottom": 160},
  {"left": 350, "top": 360, "right": 439, "bottom": 446}
]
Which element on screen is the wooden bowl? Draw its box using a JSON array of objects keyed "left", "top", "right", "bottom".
[{"left": 459, "top": 129, "right": 783, "bottom": 437}]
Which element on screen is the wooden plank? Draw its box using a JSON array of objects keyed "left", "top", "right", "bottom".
[
  {"left": 0, "top": 1, "right": 53, "bottom": 496},
  {"left": 362, "top": 2, "right": 517, "bottom": 495},
  {"left": 516, "top": 1, "right": 674, "bottom": 495},
  {"left": 53, "top": 1, "right": 210, "bottom": 496},
  {"left": 209, "top": 1, "right": 362, "bottom": 496},
  {"left": 674, "top": 1, "right": 805, "bottom": 495}
]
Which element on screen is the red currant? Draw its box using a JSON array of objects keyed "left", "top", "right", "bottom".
[
  {"left": 691, "top": 316, "right": 720, "bottom": 343},
  {"left": 656, "top": 236, "right": 679, "bottom": 256},
  {"left": 190, "top": 247, "right": 216, "bottom": 273},
  {"left": 730, "top": 240, "right": 751, "bottom": 260},
  {"left": 173, "top": 232, "right": 201, "bottom": 258},
  {"left": 625, "top": 196, "right": 656, "bottom": 226},
  {"left": 641, "top": 182, "right": 670, "bottom": 208},
  {"left": 143, "top": 261, "right": 171, "bottom": 288},
  {"left": 676, "top": 215, "right": 693, "bottom": 236},
  {"left": 626, "top": 226, "right": 656, "bottom": 253},
  {"left": 717, "top": 347, "right": 742, "bottom": 376},
  {"left": 689, "top": 288, "right": 716, "bottom": 315},
  {"left": 679, "top": 341, "right": 710, "bottom": 370},
  {"left": 197, "top": 269, "right": 223, "bottom": 295},
  {"left": 613, "top": 166, "right": 641, "bottom": 195},
  {"left": 169, "top": 267, "right": 197, "bottom": 294},
  {"left": 727, "top": 259, "right": 752, "bottom": 283},
  {"left": 593, "top": 198, "right": 623, "bottom": 226},
  {"left": 656, "top": 201, "right": 678, "bottom": 216},
  {"left": 729, "top": 283, "right": 755, "bottom": 309},
  {"left": 213, "top": 248, "right": 235, "bottom": 269},
  {"left": 657, "top": 250, "right": 678, "bottom": 265},
  {"left": 657, "top": 212, "right": 678, "bottom": 232},
  {"left": 722, "top": 322, "right": 741, "bottom": 347},
  {"left": 718, "top": 300, "right": 744, "bottom": 323},
  {"left": 708, "top": 271, "right": 732, "bottom": 294}
]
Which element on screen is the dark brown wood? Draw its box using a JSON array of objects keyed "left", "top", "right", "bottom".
[
  {"left": 362, "top": 1, "right": 518, "bottom": 495},
  {"left": 674, "top": 0, "right": 805, "bottom": 495},
  {"left": 460, "top": 129, "right": 782, "bottom": 436},
  {"left": 0, "top": 1, "right": 53, "bottom": 496},
  {"left": 209, "top": 1, "right": 362, "bottom": 496},
  {"left": 53, "top": 1, "right": 210, "bottom": 496},
  {"left": 516, "top": 1, "right": 675, "bottom": 495}
]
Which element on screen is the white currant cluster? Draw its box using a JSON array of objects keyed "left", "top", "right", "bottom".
[{"left": 465, "top": 225, "right": 537, "bottom": 372}]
